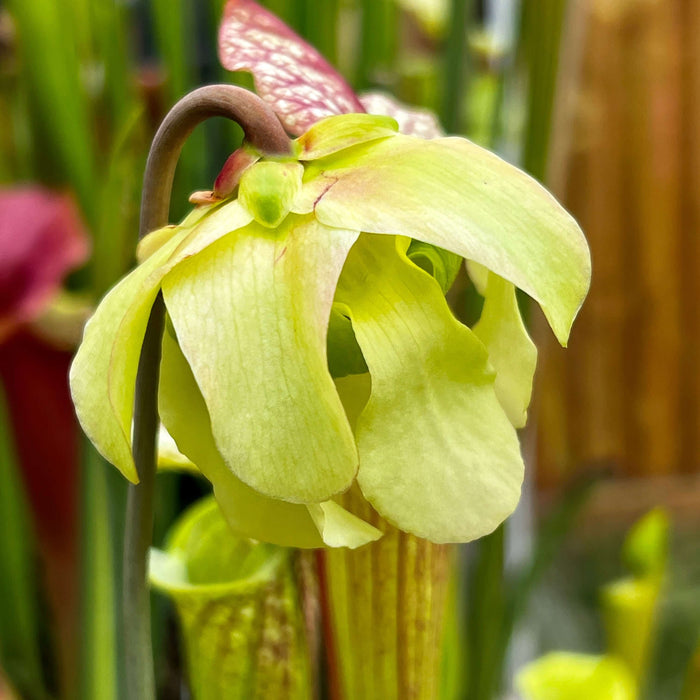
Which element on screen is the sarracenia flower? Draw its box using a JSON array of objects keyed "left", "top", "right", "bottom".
[{"left": 70, "top": 2, "right": 590, "bottom": 550}]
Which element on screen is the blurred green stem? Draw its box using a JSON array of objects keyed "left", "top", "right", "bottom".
[
  {"left": 5, "top": 0, "right": 97, "bottom": 224},
  {"left": 518, "top": 0, "right": 568, "bottom": 180},
  {"left": 356, "top": 0, "right": 397, "bottom": 90},
  {"left": 441, "top": 0, "right": 477, "bottom": 133},
  {"left": 79, "top": 442, "right": 120, "bottom": 700},
  {"left": 466, "top": 524, "right": 505, "bottom": 700},
  {"left": 0, "top": 387, "right": 46, "bottom": 700}
]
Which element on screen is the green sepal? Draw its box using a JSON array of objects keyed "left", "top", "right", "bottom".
[{"left": 296, "top": 113, "right": 398, "bottom": 161}]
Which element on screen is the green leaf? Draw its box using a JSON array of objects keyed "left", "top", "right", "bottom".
[
  {"left": 149, "top": 497, "right": 288, "bottom": 593},
  {"left": 162, "top": 215, "right": 359, "bottom": 504},
  {"left": 335, "top": 234, "right": 523, "bottom": 542},
  {"left": 159, "top": 330, "right": 379, "bottom": 548},
  {"left": 517, "top": 653, "right": 637, "bottom": 700},
  {"left": 78, "top": 442, "right": 119, "bottom": 700},
  {"left": 0, "top": 388, "right": 46, "bottom": 700},
  {"left": 312, "top": 134, "right": 590, "bottom": 345},
  {"left": 472, "top": 271, "right": 537, "bottom": 428}
]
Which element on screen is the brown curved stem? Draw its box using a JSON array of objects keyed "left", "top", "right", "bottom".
[
  {"left": 124, "top": 85, "right": 291, "bottom": 700},
  {"left": 139, "top": 84, "right": 292, "bottom": 238}
]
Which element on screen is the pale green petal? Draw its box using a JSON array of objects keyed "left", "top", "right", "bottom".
[
  {"left": 307, "top": 502, "right": 382, "bottom": 548},
  {"left": 137, "top": 225, "right": 182, "bottom": 263},
  {"left": 238, "top": 161, "right": 303, "bottom": 228},
  {"left": 137, "top": 202, "right": 220, "bottom": 262},
  {"left": 157, "top": 423, "right": 197, "bottom": 473},
  {"left": 472, "top": 272, "right": 537, "bottom": 428},
  {"left": 465, "top": 259, "right": 489, "bottom": 295},
  {"left": 69, "top": 228, "right": 190, "bottom": 482},
  {"left": 168, "top": 199, "right": 252, "bottom": 263},
  {"left": 517, "top": 653, "right": 637, "bottom": 700},
  {"left": 162, "top": 215, "right": 359, "bottom": 504},
  {"left": 70, "top": 200, "right": 253, "bottom": 483},
  {"left": 313, "top": 134, "right": 590, "bottom": 345},
  {"left": 159, "top": 330, "right": 321, "bottom": 547},
  {"left": 159, "top": 330, "right": 378, "bottom": 548},
  {"left": 297, "top": 113, "right": 398, "bottom": 161},
  {"left": 336, "top": 235, "right": 523, "bottom": 542},
  {"left": 291, "top": 175, "right": 334, "bottom": 216},
  {"left": 334, "top": 372, "right": 372, "bottom": 431}
]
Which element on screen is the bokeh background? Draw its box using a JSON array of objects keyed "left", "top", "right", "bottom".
[{"left": 0, "top": 1, "right": 697, "bottom": 698}]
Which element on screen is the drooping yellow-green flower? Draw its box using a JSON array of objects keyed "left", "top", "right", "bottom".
[{"left": 70, "top": 107, "right": 589, "bottom": 550}]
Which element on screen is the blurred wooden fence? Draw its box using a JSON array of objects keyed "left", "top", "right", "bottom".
[{"left": 534, "top": 0, "right": 700, "bottom": 484}]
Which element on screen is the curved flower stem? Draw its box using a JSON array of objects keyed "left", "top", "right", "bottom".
[{"left": 124, "top": 84, "right": 291, "bottom": 700}]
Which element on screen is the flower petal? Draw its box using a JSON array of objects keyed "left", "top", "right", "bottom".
[
  {"left": 297, "top": 114, "right": 398, "bottom": 161},
  {"left": 167, "top": 199, "right": 253, "bottom": 263},
  {"left": 70, "top": 228, "right": 190, "bottom": 481},
  {"left": 307, "top": 502, "right": 382, "bottom": 548},
  {"left": 159, "top": 330, "right": 379, "bottom": 548},
  {"left": 335, "top": 235, "right": 523, "bottom": 543},
  {"left": 157, "top": 423, "right": 197, "bottom": 473},
  {"left": 472, "top": 271, "right": 537, "bottom": 428},
  {"left": 313, "top": 134, "right": 590, "bottom": 345},
  {"left": 137, "top": 201, "right": 218, "bottom": 262},
  {"left": 218, "top": 0, "right": 363, "bottom": 135},
  {"left": 162, "top": 215, "right": 359, "bottom": 503},
  {"left": 71, "top": 201, "right": 253, "bottom": 482}
]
